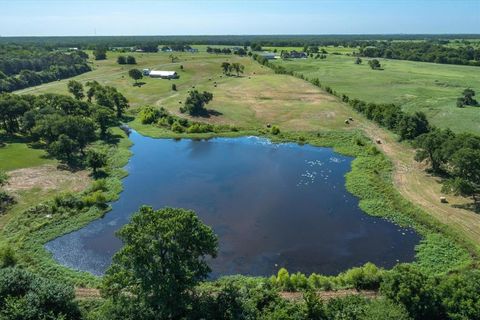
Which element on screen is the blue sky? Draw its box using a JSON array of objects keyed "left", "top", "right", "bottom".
[{"left": 0, "top": 0, "right": 478, "bottom": 36}]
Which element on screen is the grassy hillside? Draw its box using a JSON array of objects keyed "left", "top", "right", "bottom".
[
  {"left": 272, "top": 55, "right": 480, "bottom": 134},
  {"left": 18, "top": 50, "right": 362, "bottom": 132}
]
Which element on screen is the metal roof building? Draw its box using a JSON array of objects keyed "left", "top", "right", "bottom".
[{"left": 148, "top": 70, "right": 178, "bottom": 79}]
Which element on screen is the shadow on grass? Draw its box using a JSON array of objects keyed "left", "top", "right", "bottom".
[
  {"left": 190, "top": 109, "right": 223, "bottom": 118},
  {"left": 133, "top": 82, "right": 146, "bottom": 87},
  {"left": 101, "top": 132, "right": 123, "bottom": 145},
  {"left": 452, "top": 203, "right": 480, "bottom": 214},
  {"left": 91, "top": 169, "right": 108, "bottom": 179}
]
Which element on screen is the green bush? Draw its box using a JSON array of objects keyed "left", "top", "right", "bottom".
[
  {"left": 0, "top": 268, "right": 81, "bottom": 319},
  {"left": 171, "top": 121, "right": 185, "bottom": 133},
  {"left": 340, "top": 262, "right": 384, "bottom": 290},
  {"left": 271, "top": 125, "right": 280, "bottom": 135},
  {"left": 0, "top": 245, "right": 17, "bottom": 268},
  {"left": 138, "top": 106, "right": 160, "bottom": 124},
  {"left": 82, "top": 191, "right": 107, "bottom": 207}
]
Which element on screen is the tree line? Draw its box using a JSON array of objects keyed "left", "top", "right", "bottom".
[
  {"left": 0, "top": 46, "right": 91, "bottom": 93},
  {"left": 2, "top": 34, "right": 480, "bottom": 48},
  {"left": 359, "top": 41, "right": 480, "bottom": 66}
]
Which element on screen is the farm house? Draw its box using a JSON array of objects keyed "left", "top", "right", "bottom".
[{"left": 148, "top": 70, "right": 178, "bottom": 79}]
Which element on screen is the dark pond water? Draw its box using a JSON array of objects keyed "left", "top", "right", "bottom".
[{"left": 46, "top": 131, "right": 420, "bottom": 277}]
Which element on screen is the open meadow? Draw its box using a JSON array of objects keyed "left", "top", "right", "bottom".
[
  {"left": 272, "top": 54, "right": 480, "bottom": 134},
  {"left": 19, "top": 50, "right": 364, "bottom": 132}
]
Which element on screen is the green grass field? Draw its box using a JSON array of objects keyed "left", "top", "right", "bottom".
[
  {"left": 0, "top": 139, "right": 54, "bottom": 171},
  {"left": 18, "top": 50, "right": 363, "bottom": 132},
  {"left": 272, "top": 54, "right": 480, "bottom": 134}
]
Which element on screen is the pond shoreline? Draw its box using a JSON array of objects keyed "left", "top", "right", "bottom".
[{"left": 9, "top": 125, "right": 472, "bottom": 286}]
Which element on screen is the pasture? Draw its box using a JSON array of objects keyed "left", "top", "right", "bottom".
[
  {"left": 19, "top": 50, "right": 364, "bottom": 132},
  {"left": 273, "top": 54, "right": 480, "bottom": 134}
]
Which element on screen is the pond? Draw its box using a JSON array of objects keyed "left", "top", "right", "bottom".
[{"left": 46, "top": 131, "right": 420, "bottom": 277}]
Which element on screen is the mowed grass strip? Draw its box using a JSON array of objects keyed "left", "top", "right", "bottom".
[{"left": 273, "top": 54, "right": 480, "bottom": 134}]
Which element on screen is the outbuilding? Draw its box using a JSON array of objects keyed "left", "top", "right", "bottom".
[{"left": 148, "top": 70, "right": 178, "bottom": 79}]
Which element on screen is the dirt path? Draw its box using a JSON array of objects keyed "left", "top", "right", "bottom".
[
  {"left": 280, "top": 289, "right": 377, "bottom": 302},
  {"left": 360, "top": 123, "right": 480, "bottom": 248},
  {"left": 75, "top": 288, "right": 102, "bottom": 300},
  {"left": 74, "top": 287, "right": 376, "bottom": 301}
]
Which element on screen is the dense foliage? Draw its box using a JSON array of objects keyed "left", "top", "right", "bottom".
[
  {"left": 179, "top": 90, "right": 214, "bottom": 116},
  {"left": 0, "top": 82, "right": 127, "bottom": 167},
  {"left": 0, "top": 267, "right": 81, "bottom": 319},
  {"left": 102, "top": 206, "right": 218, "bottom": 319},
  {"left": 138, "top": 105, "right": 237, "bottom": 134},
  {"left": 414, "top": 129, "right": 480, "bottom": 206},
  {"left": 117, "top": 55, "right": 136, "bottom": 65},
  {"left": 0, "top": 45, "right": 91, "bottom": 92}
]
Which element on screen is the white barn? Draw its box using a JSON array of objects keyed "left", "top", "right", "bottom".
[{"left": 148, "top": 70, "right": 178, "bottom": 79}]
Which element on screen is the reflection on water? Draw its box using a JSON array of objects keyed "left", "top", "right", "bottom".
[{"left": 46, "top": 132, "right": 419, "bottom": 277}]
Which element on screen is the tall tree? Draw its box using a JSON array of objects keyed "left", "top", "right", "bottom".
[
  {"left": 414, "top": 129, "right": 454, "bottom": 172},
  {"left": 102, "top": 206, "right": 218, "bottom": 319},
  {"left": 180, "top": 90, "right": 213, "bottom": 116},
  {"left": 86, "top": 149, "right": 107, "bottom": 175},
  {"left": 231, "top": 63, "right": 245, "bottom": 77},
  {"left": 117, "top": 56, "right": 127, "bottom": 64},
  {"left": 126, "top": 55, "right": 136, "bottom": 64},
  {"left": 128, "top": 69, "right": 143, "bottom": 85},
  {"left": 221, "top": 62, "right": 231, "bottom": 75},
  {"left": 67, "top": 80, "right": 84, "bottom": 100},
  {"left": 93, "top": 106, "right": 116, "bottom": 137},
  {"left": 94, "top": 46, "right": 107, "bottom": 60}
]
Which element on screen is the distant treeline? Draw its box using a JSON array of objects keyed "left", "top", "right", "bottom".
[
  {"left": 359, "top": 42, "right": 480, "bottom": 66},
  {"left": 0, "top": 45, "right": 91, "bottom": 92},
  {"left": 1, "top": 34, "right": 479, "bottom": 48}
]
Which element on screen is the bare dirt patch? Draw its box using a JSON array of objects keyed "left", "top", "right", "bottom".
[
  {"left": 280, "top": 289, "right": 377, "bottom": 302},
  {"left": 361, "top": 122, "right": 480, "bottom": 247},
  {"left": 5, "top": 165, "right": 90, "bottom": 194}
]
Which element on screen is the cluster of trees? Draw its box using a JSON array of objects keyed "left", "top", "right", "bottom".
[
  {"left": 128, "top": 68, "right": 143, "bottom": 85},
  {"left": 456, "top": 88, "right": 478, "bottom": 107},
  {"left": 348, "top": 99, "right": 429, "bottom": 140},
  {"left": 0, "top": 81, "right": 127, "bottom": 166},
  {"left": 0, "top": 46, "right": 90, "bottom": 93},
  {"left": 0, "top": 268, "right": 81, "bottom": 319},
  {"left": 414, "top": 129, "right": 480, "bottom": 206},
  {"left": 136, "top": 43, "right": 160, "bottom": 52},
  {"left": 117, "top": 55, "right": 136, "bottom": 65},
  {"left": 220, "top": 62, "right": 245, "bottom": 76},
  {"left": 359, "top": 41, "right": 480, "bottom": 66},
  {"left": 179, "top": 90, "right": 214, "bottom": 116},
  {"left": 139, "top": 105, "right": 236, "bottom": 134},
  {"left": 93, "top": 46, "right": 107, "bottom": 60},
  {"left": 206, "top": 46, "right": 248, "bottom": 56}
]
